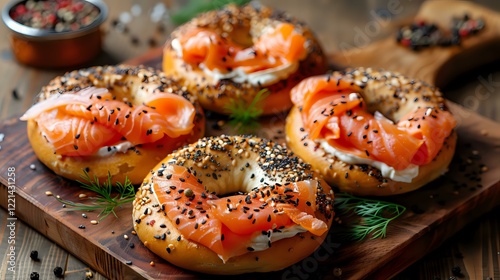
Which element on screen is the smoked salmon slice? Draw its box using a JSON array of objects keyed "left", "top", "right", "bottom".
[
  {"left": 178, "top": 23, "right": 307, "bottom": 74},
  {"left": 153, "top": 164, "right": 328, "bottom": 261},
  {"left": 291, "top": 76, "right": 457, "bottom": 170},
  {"left": 21, "top": 87, "right": 196, "bottom": 156}
]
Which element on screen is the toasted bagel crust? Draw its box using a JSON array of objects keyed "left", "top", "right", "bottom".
[
  {"left": 26, "top": 65, "right": 205, "bottom": 184},
  {"left": 286, "top": 68, "right": 457, "bottom": 196},
  {"left": 162, "top": 3, "right": 328, "bottom": 115},
  {"left": 133, "top": 135, "right": 334, "bottom": 274}
]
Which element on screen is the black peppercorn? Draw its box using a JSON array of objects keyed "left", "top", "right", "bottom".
[
  {"left": 53, "top": 266, "right": 64, "bottom": 278},
  {"left": 30, "top": 272, "right": 39, "bottom": 280},
  {"left": 29, "top": 250, "right": 39, "bottom": 261},
  {"left": 451, "top": 265, "right": 462, "bottom": 276}
]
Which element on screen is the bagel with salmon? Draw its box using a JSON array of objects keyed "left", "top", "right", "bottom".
[
  {"left": 133, "top": 135, "right": 335, "bottom": 274},
  {"left": 162, "top": 3, "right": 328, "bottom": 115},
  {"left": 286, "top": 67, "right": 457, "bottom": 196},
  {"left": 20, "top": 65, "right": 205, "bottom": 184}
]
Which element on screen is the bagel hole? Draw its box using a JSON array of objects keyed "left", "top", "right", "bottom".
[
  {"left": 227, "top": 27, "right": 254, "bottom": 48},
  {"left": 118, "top": 163, "right": 134, "bottom": 173}
]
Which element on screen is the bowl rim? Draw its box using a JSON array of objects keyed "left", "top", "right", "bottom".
[{"left": 1, "top": 0, "right": 108, "bottom": 40}]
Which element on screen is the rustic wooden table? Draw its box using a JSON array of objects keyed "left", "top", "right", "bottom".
[{"left": 0, "top": 0, "right": 499, "bottom": 279}]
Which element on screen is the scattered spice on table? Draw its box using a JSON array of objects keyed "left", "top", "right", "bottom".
[
  {"left": 53, "top": 266, "right": 64, "bottom": 278},
  {"left": 12, "top": 88, "right": 20, "bottom": 100},
  {"left": 451, "top": 265, "right": 462, "bottom": 276},
  {"left": 29, "top": 272, "right": 39, "bottom": 280},
  {"left": 29, "top": 250, "right": 39, "bottom": 261}
]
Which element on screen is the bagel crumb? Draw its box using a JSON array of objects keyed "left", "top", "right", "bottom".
[
  {"left": 45, "top": 191, "right": 53, "bottom": 196},
  {"left": 124, "top": 235, "right": 129, "bottom": 240}
]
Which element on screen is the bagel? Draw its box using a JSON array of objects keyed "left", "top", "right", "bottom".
[
  {"left": 20, "top": 65, "right": 205, "bottom": 184},
  {"left": 286, "top": 68, "right": 457, "bottom": 196},
  {"left": 162, "top": 3, "right": 328, "bottom": 115},
  {"left": 133, "top": 135, "right": 334, "bottom": 274}
]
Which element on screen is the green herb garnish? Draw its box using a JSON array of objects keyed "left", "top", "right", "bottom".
[
  {"left": 171, "top": 0, "right": 252, "bottom": 25},
  {"left": 224, "top": 88, "right": 269, "bottom": 133},
  {"left": 334, "top": 193, "right": 406, "bottom": 241},
  {"left": 55, "top": 171, "right": 135, "bottom": 220}
]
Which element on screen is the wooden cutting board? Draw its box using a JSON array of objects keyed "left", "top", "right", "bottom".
[
  {"left": 1, "top": 62, "right": 500, "bottom": 280},
  {"left": 329, "top": 0, "right": 500, "bottom": 89}
]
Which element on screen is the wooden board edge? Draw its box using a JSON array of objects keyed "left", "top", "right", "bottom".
[
  {"left": 0, "top": 182, "right": 147, "bottom": 279},
  {"left": 364, "top": 181, "right": 500, "bottom": 279}
]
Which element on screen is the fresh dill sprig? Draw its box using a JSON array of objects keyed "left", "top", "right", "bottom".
[
  {"left": 54, "top": 171, "right": 135, "bottom": 220},
  {"left": 171, "top": 0, "right": 251, "bottom": 25},
  {"left": 334, "top": 193, "right": 406, "bottom": 241},
  {"left": 224, "top": 88, "right": 269, "bottom": 133}
]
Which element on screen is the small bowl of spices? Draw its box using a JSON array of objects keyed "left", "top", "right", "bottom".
[{"left": 1, "top": 0, "right": 108, "bottom": 68}]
